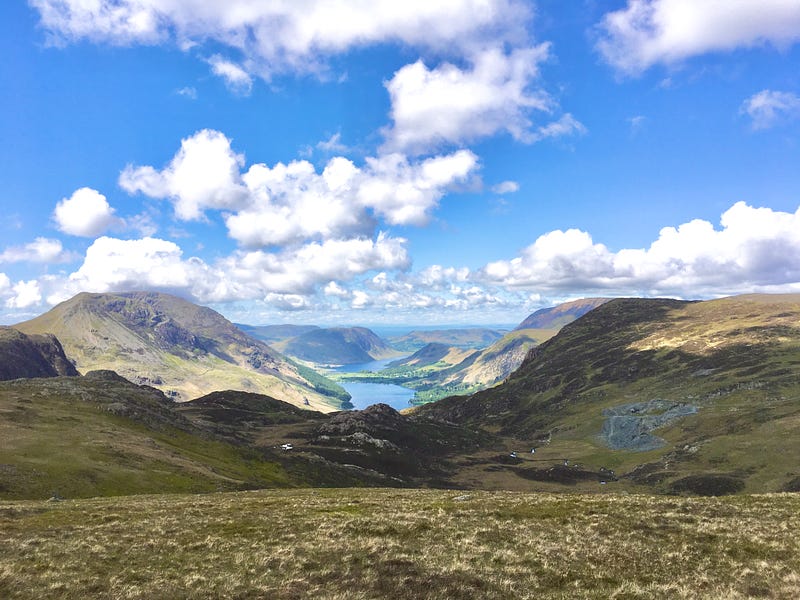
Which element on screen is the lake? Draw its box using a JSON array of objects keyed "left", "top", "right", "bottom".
[
  {"left": 340, "top": 381, "right": 415, "bottom": 411},
  {"left": 330, "top": 356, "right": 415, "bottom": 411}
]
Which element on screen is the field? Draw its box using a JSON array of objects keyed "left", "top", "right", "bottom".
[{"left": 2, "top": 488, "right": 799, "bottom": 599}]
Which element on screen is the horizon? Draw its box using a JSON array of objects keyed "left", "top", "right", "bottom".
[{"left": 2, "top": 1, "right": 799, "bottom": 326}]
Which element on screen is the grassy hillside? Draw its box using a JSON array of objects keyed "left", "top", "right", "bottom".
[
  {"left": 274, "top": 326, "right": 402, "bottom": 364},
  {"left": 409, "top": 327, "right": 561, "bottom": 402},
  {"left": 389, "top": 328, "right": 505, "bottom": 352},
  {"left": 1, "top": 488, "right": 798, "bottom": 599},
  {"left": 14, "top": 292, "right": 346, "bottom": 411},
  {"left": 0, "top": 373, "right": 489, "bottom": 498},
  {"left": 515, "top": 297, "right": 611, "bottom": 330},
  {"left": 0, "top": 373, "right": 294, "bottom": 499},
  {"left": 419, "top": 294, "right": 800, "bottom": 494}
]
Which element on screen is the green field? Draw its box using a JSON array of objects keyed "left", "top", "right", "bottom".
[{"left": 1, "top": 488, "right": 799, "bottom": 599}]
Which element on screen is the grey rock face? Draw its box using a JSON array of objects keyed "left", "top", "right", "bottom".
[{"left": 601, "top": 399, "right": 698, "bottom": 451}]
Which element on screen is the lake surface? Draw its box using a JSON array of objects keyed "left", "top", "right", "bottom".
[
  {"left": 330, "top": 356, "right": 414, "bottom": 410},
  {"left": 340, "top": 381, "right": 415, "bottom": 411}
]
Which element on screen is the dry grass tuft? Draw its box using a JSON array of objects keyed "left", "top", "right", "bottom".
[{"left": 1, "top": 489, "right": 799, "bottom": 599}]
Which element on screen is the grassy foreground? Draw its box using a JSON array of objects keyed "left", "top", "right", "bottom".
[{"left": 1, "top": 489, "right": 799, "bottom": 599}]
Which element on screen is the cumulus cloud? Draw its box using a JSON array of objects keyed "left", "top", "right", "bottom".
[
  {"left": 740, "top": 90, "right": 800, "bottom": 130},
  {"left": 207, "top": 55, "right": 253, "bottom": 93},
  {"left": 262, "top": 293, "right": 312, "bottom": 311},
  {"left": 382, "top": 45, "right": 573, "bottom": 153},
  {"left": 65, "top": 236, "right": 219, "bottom": 298},
  {"left": 417, "top": 265, "right": 470, "bottom": 289},
  {"left": 57, "top": 232, "right": 409, "bottom": 306},
  {"left": 53, "top": 187, "right": 119, "bottom": 237},
  {"left": 6, "top": 280, "right": 42, "bottom": 309},
  {"left": 221, "top": 233, "right": 410, "bottom": 296},
  {"left": 596, "top": 0, "right": 800, "bottom": 75},
  {"left": 120, "top": 129, "right": 248, "bottom": 221},
  {"left": 227, "top": 157, "right": 373, "bottom": 247},
  {"left": 31, "top": 0, "right": 529, "bottom": 78},
  {"left": 480, "top": 201, "right": 800, "bottom": 296},
  {"left": 324, "top": 281, "right": 349, "bottom": 298},
  {"left": 123, "top": 130, "right": 479, "bottom": 245},
  {"left": 0, "top": 238, "right": 72, "bottom": 264},
  {"left": 358, "top": 150, "right": 478, "bottom": 226}
]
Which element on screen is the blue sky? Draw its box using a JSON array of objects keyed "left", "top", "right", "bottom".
[{"left": 1, "top": 0, "right": 800, "bottom": 327}]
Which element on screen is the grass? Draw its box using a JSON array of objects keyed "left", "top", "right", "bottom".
[
  {"left": 0, "top": 377, "right": 296, "bottom": 499},
  {"left": 1, "top": 488, "right": 799, "bottom": 599}
]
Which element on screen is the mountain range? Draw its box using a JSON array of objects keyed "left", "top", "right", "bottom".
[
  {"left": 347, "top": 297, "right": 610, "bottom": 403},
  {"left": 417, "top": 294, "right": 800, "bottom": 494},
  {"left": 3, "top": 292, "right": 800, "bottom": 498},
  {"left": 269, "top": 326, "right": 401, "bottom": 365},
  {"left": 13, "top": 292, "right": 348, "bottom": 411},
  {"left": 389, "top": 328, "right": 506, "bottom": 352}
]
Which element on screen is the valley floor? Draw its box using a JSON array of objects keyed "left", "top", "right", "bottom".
[{"left": 1, "top": 488, "right": 798, "bottom": 599}]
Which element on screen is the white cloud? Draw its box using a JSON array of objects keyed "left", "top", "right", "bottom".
[
  {"left": 740, "top": 90, "right": 800, "bottom": 130},
  {"left": 262, "top": 293, "right": 312, "bottom": 311},
  {"left": 53, "top": 187, "right": 119, "bottom": 237},
  {"left": 221, "top": 233, "right": 410, "bottom": 296},
  {"left": 479, "top": 201, "right": 800, "bottom": 296},
  {"left": 0, "top": 273, "right": 10, "bottom": 294},
  {"left": 227, "top": 157, "right": 373, "bottom": 247},
  {"left": 6, "top": 280, "right": 42, "bottom": 309},
  {"left": 56, "top": 232, "right": 409, "bottom": 306},
  {"left": 530, "top": 114, "right": 587, "bottom": 142},
  {"left": 31, "top": 0, "right": 529, "bottom": 78},
  {"left": 120, "top": 129, "right": 248, "bottom": 221},
  {"left": 596, "top": 0, "right": 800, "bottom": 76},
  {"left": 66, "top": 236, "right": 210, "bottom": 296},
  {"left": 358, "top": 150, "right": 479, "bottom": 226},
  {"left": 316, "top": 133, "right": 349, "bottom": 154},
  {"left": 208, "top": 55, "right": 253, "bottom": 94},
  {"left": 417, "top": 265, "right": 470, "bottom": 289},
  {"left": 491, "top": 181, "right": 520, "bottom": 195},
  {"left": 324, "top": 281, "right": 349, "bottom": 297},
  {"left": 382, "top": 46, "right": 562, "bottom": 153},
  {"left": 0, "top": 237, "right": 72, "bottom": 264},
  {"left": 123, "top": 130, "right": 479, "bottom": 245},
  {"left": 351, "top": 290, "right": 372, "bottom": 309}
]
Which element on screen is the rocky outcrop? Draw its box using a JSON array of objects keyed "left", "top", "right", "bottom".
[{"left": 0, "top": 327, "right": 79, "bottom": 380}]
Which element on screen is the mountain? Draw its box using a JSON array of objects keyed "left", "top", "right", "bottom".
[
  {"left": 389, "top": 328, "right": 505, "bottom": 352},
  {"left": 398, "top": 300, "right": 609, "bottom": 403},
  {"left": 0, "top": 370, "right": 488, "bottom": 498},
  {"left": 273, "top": 326, "right": 401, "bottom": 365},
  {"left": 5, "top": 294, "right": 800, "bottom": 497},
  {"left": 236, "top": 324, "right": 320, "bottom": 345},
  {"left": 13, "top": 292, "right": 347, "bottom": 410},
  {"left": 387, "top": 343, "right": 477, "bottom": 369},
  {"left": 0, "top": 371, "right": 289, "bottom": 498},
  {"left": 515, "top": 297, "right": 611, "bottom": 330},
  {"left": 418, "top": 294, "right": 800, "bottom": 494},
  {"left": 432, "top": 328, "right": 557, "bottom": 388},
  {"left": 0, "top": 327, "right": 79, "bottom": 380}
]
